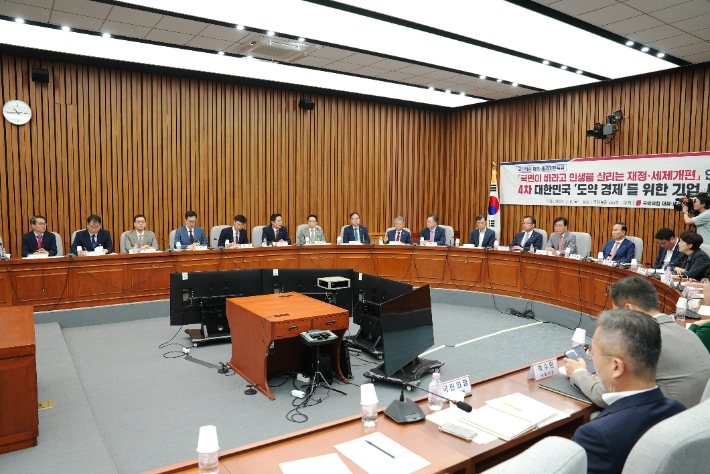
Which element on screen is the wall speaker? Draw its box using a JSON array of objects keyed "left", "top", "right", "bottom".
[
  {"left": 298, "top": 98, "right": 315, "bottom": 110},
  {"left": 31, "top": 66, "right": 50, "bottom": 84}
]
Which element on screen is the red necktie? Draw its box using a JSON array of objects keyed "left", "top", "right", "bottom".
[
  {"left": 396, "top": 231, "right": 400, "bottom": 242},
  {"left": 559, "top": 235, "right": 563, "bottom": 251},
  {"left": 37, "top": 234, "right": 42, "bottom": 248},
  {"left": 430, "top": 229, "right": 434, "bottom": 241}
]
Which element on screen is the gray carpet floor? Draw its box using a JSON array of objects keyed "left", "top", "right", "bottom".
[{"left": 0, "top": 302, "right": 581, "bottom": 474}]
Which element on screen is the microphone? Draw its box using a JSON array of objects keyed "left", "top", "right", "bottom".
[
  {"left": 160, "top": 237, "right": 174, "bottom": 252},
  {"left": 217, "top": 245, "right": 225, "bottom": 250},
  {"left": 66, "top": 253, "right": 77, "bottom": 258},
  {"left": 405, "top": 382, "right": 473, "bottom": 412}
]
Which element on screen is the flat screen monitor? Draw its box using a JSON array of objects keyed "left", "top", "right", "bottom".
[{"left": 380, "top": 285, "right": 434, "bottom": 377}]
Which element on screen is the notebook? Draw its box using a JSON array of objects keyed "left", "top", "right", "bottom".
[
  {"left": 538, "top": 375, "right": 593, "bottom": 404},
  {"left": 459, "top": 406, "right": 536, "bottom": 442},
  {"left": 485, "top": 392, "right": 558, "bottom": 426}
]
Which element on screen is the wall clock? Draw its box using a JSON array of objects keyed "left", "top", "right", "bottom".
[{"left": 3, "top": 100, "right": 32, "bottom": 125}]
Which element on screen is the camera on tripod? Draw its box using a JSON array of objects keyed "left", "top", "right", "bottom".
[{"left": 673, "top": 192, "right": 700, "bottom": 216}]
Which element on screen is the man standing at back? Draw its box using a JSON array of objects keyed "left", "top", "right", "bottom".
[
  {"left": 564, "top": 276, "right": 710, "bottom": 409},
  {"left": 572, "top": 309, "right": 685, "bottom": 474}
]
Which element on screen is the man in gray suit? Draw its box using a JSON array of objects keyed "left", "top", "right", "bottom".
[
  {"left": 564, "top": 276, "right": 710, "bottom": 409},
  {"left": 547, "top": 216, "right": 577, "bottom": 254},
  {"left": 123, "top": 214, "right": 160, "bottom": 253},
  {"left": 296, "top": 214, "right": 325, "bottom": 245}
]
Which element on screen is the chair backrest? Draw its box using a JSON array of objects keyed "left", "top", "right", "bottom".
[
  {"left": 703, "top": 376, "right": 710, "bottom": 403},
  {"left": 252, "top": 226, "right": 265, "bottom": 247},
  {"left": 486, "top": 436, "right": 586, "bottom": 474},
  {"left": 296, "top": 224, "right": 309, "bottom": 238},
  {"left": 700, "top": 243, "right": 710, "bottom": 256},
  {"left": 52, "top": 232, "right": 64, "bottom": 257},
  {"left": 340, "top": 225, "right": 348, "bottom": 242},
  {"left": 626, "top": 236, "right": 644, "bottom": 261},
  {"left": 71, "top": 230, "right": 79, "bottom": 245},
  {"left": 535, "top": 229, "right": 548, "bottom": 249},
  {"left": 572, "top": 232, "right": 592, "bottom": 257},
  {"left": 119, "top": 231, "right": 129, "bottom": 253},
  {"left": 210, "top": 225, "right": 231, "bottom": 248},
  {"left": 169, "top": 229, "right": 176, "bottom": 250},
  {"left": 621, "top": 397, "right": 710, "bottom": 474},
  {"left": 440, "top": 225, "right": 454, "bottom": 245}
]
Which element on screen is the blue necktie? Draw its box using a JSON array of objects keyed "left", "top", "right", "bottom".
[
  {"left": 91, "top": 235, "right": 97, "bottom": 250},
  {"left": 189, "top": 230, "right": 194, "bottom": 244},
  {"left": 354, "top": 228, "right": 359, "bottom": 242}
]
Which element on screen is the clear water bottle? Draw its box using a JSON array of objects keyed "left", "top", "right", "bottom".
[
  {"left": 379, "top": 236, "right": 383, "bottom": 245},
  {"left": 664, "top": 267, "right": 672, "bottom": 286},
  {"left": 428, "top": 372, "right": 444, "bottom": 411},
  {"left": 198, "top": 452, "right": 219, "bottom": 474},
  {"left": 305, "top": 236, "right": 310, "bottom": 245},
  {"left": 262, "top": 237, "right": 267, "bottom": 247},
  {"left": 455, "top": 238, "right": 460, "bottom": 247},
  {"left": 176, "top": 241, "right": 182, "bottom": 251},
  {"left": 565, "top": 247, "right": 571, "bottom": 258},
  {"left": 0, "top": 243, "right": 5, "bottom": 259},
  {"left": 529, "top": 243, "right": 534, "bottom": 253},
  {"left": 420, "top": 236, "right": 425, "bottom": 246},
  {"left": 133, "top": 243, "right": 138, "bottom": 254},
  {"left": 676, "top": 297, "right": 687, "bottom": 322},
  {"left": 493, "top": 240, "right": 499, "bottom": 249},
  {"left": 597, "top": 251, "right": 604, "bottom": 264}
]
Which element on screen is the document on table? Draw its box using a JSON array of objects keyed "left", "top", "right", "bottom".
[
  {"left": 279, "top": 453, "right": 352, "bottom": 474},
  {"left": 334, "top": 432, "right": 430, "bottom": 474},
  {"left": 425, "top": 406, "right": 498, "bottom": 444}
]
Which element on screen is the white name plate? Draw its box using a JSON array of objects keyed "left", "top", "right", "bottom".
[
  {"left": 388, "top": 241, "right": 403, "bottom": 245},
  {"left": 602, "top": 259, "right": 614, "bottom": 266},
  {"left": 194, "top": 245, "right": 209, "bottom": 251},
  {"left": 441, "top": 375, "right": 471, "bottom": 396},
  {"left": 496, "top": 246, "right": 510, "bottom": 251},
  {"left": 535, "top": 250, "right": 548, "bottom": 255},
  {"left": 275, "top": 241, "right": 289, "bottom": 247},
  {"left": 423, "top": 241, "right": 438, "bottom": 247},
  {"left": 313, "top": 241, "right": 327, "bottom": 245},
  {"left": 348, "top": 241, "right": 362, "bottom": 245},
  {"left": 461, "top": 244, "right": 477, "bottom": 249},
  {"left": 569, "top": 254, "right": 582, "bottom": 260},
  {"left": 25, "top": 253, "right": 48, "bottom": 259},
  {"left": 527, "top": 358, "right": 560, "bottom": 382}
]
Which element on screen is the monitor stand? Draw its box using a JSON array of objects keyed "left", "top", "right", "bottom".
[
  {"left": 346, "top": 333, "right": 383, "bottom": 359},
  {"left": 363, "top": 357, "right": 444, "bottom": 388}
]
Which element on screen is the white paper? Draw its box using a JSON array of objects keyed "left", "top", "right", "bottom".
[
  {"left": 280, "top": 453, "right": 352, "bottom": 474},
  {"left": 425, "top": 407, "right": 498, "bottom": 445},
  {"left": 698, "top": 306, "right": 710, "bottom": 316},
  {"left": 334, "top": 432, "right": 430, "bottom": 474}
]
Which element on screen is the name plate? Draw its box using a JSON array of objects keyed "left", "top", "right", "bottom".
[
  {"left": 602, "top": 259, "right": 614, "bottom": 266},
  {"left": 388, "top": 241, "right": 403, "bottom": 245},
  {"left": 86, "top": 250, "right": 105, "bottom": 257},
  {"left": 240, "top": 243, "right": 253, "bottom": 248},
  {"left": 348, "top": 241, "right": 362, "bottom": 245},
  {"left": 194, "top": 245, "right": 209, "bottom": 251},
  {"left": 461, "top": 244, "right": 477, "bottom": 249},
  {"left": 275, "top": 241, "right": 289, "bottom": 247},
  {"left": 25, "top": 253, "right": 48, "bottom": 259},
  {"left": 527, "top": 358, "right": 560, "bottom": 382},
  {"left": 441, "top": 375, "right": 471, "bottom": 396},
  {"left": 313, "top": 240, "right": 327, "bottom": 245},
  {"left": 535, "top": 250, "right": 548, "bottom": 255},
  {"left": 423, "top": 241, "right": 438, "bottom": 247},
  {"left": 496, "top": 246, "right": 510, "bottom": 251},
  {"left": 569, "top": 254, "right": 582, "bottom": 260}
]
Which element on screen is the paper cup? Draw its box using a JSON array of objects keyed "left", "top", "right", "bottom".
[
  {"left": 572, "top": 328, "right": 586, "bottom": 346},
  {"left": 360, "top": 383, "right": 378, "bottom": 405},
  {"left": 196, "top": 425, "right": 219, "bottom": 453}
]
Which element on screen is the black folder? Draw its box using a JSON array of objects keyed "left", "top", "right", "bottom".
[{"left": 538, "top": 375, "right": 593, "bottom": 404}]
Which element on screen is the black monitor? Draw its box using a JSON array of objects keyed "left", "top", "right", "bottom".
[
  {"left": 260, "top": 268, "right": 354, "bottom": 315},
  {"left": 380, "top": 285, "right": 434, "bottom": 377}
]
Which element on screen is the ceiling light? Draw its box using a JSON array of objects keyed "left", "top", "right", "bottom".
[
  {"left": 218, "top": 51, "right": 224, "bottom": 55},
  {"left": 298, "top": 37, "right": 305, "bottom": 42},
  {"left": 542, "top": 60, "right": 549, "bottom": 65},
  {"left": 511, "top": 83, "right": 518, "bottom": 87},
  {"left": 479, "top": 75, "right": 486, "bottom": 79},
  {"left": 560, "top": 65, "right": 567, "bottom": 70},
  {"left": 236, "top": 25, "right": 244, "bottom": 30},
  {"left": 459, "top": 92, "right": 465, "bottom": 96},
  {"left": 496, "top": 79, "right": 502, "bottom": 82},
  {"left": 247, "top": 55, "right": 253, "bottom": 59},
  {"left": 15, "top": 18, "right": 24, "bottom": 24},
  {"left": 576, "top": 70, "right": 583, "bottom": 74},
  {"left": 657, "top": 52, "right": 665, "bottom": 58},
  {"left": 445, "top": 89, "right": 451, "bottom": 94},
  {"left": 267, "top": 31, "right": 275, "bottom": 36},
  {"left": 428, "top": 86, "right": 434, "bottom": 91},
  {"left": 102, "top": 33, "right": 111, "bottom": 38},
  {"left": 626, "top": 41, "right": 634, "bottom": 46},
  {"left": 61, "top": 26, "right": 70, "bottom": 32},
  {"left": 641, "top": 47, "right": 649, "bottom": 52}
]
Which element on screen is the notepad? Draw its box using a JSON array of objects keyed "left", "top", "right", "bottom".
[
  {"left": 460, "top": 405, "right": 536, "bottom": 441},
  {"left": 485, "top": 393, "right": 558, "bottom": 426}
]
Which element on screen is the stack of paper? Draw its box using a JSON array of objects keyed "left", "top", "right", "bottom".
[
  {"left": 460, "top": 406, "right": 536, "bottom": 441},
  {"left": 334, "top": 432, "right": 430, "bottom": 474},
  {"left": 485, "top": 393, "right": 557, "bottom": 426}
]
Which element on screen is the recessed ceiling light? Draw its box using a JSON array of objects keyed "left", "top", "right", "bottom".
[
  {"left": 576, "top": 70, "right": 583, "bottom": 74},
  {"left": 236, "top": 25, "right": 244, "bottom": 30},
  {"left": 626, "top": 41, "right": 634, "bottom": 46},
  {"left": 560, "top": 65, "right": 567, "bottom": 70},
  {"left": 479, "top": 75, "right": 486, "bottom": 79},
  {"left": 267, "top": 31, "right": 275, "bottom": 36},
  {"left": 459, "top": 92, "right": 465, "bottom": 96},
  {"left": 511, "top": 83, "right": 518, "bottom": 87},
  {"left": 428, "top": 86, "right": 434, "bottom": 91},
  {"left": 15, "top": 18, "right": 24, "bottom": 24},
  {"left": 218, "top": 51, "right": 224, "bottom": 55},
  {"left": 102, "top": 33, "right": 111, "bottom": 38},
  {"left": 641, "top": 47, "right": 649, "bottom": 52},
  {"left": 445, "top": 89, "right": 451, "bottom": 94},
  {"left": 61, "top": 26, "right": 71, "bottom": 32},
  {"left": 298, "top": 37, "right": 305, "bottom": 42},
  {"left": 657, "top": 52, "right": 665, "bottom": 58},
  {"left": 496, "top": 79, "right": 503, "bottom": 82},
  {"left": 542, "top": 60, "right": 549, "bottom": 65}
]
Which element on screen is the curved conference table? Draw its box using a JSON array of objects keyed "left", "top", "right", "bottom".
[{"left": 0, "top": 245, "right": 680, "bottom": 315}]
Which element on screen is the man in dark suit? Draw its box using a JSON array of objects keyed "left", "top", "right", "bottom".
[
  {"left": 174, "top": 211, "right": 208, "bottom": 250},
  {"left": 510, "top": 215, "right": 543, "bottom": 251},
  {"left": 71, "top": 214, "right": 113, "bottom": 255},
  {"left": 21, "top": 215, "right": 58, "bottom": 257},
  {"left": 420, "top": 214, "right": 447, "bottom": 245},
  {"left": 342, "top": 212, "right": 370, "bottom": 244},
  {"left": 470, "top": 214, "right": 495, "bottom": 248},
  {"left": 601, "top": 222, "right": 635, "bottom": 263},
  {"left": 262, "top": 213, "right": 291, "bottom": 245},
  {"left": 383, "top": 216, "right": 411, "bottom": 244},
  {"left": 218, "top": 215, "right": 249, "bottom": 248},
  {"left": 653, "top": 227, "right": 681, "bottom": 270},
  {"left": 571, "top": 309, "right": 685, "bottom": 474}
]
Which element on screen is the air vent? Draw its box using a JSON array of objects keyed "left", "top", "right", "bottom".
[{"left": 236, "top": 39, "right": 320, "bottom": 63}]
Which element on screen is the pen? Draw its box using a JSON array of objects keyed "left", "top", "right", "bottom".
[
  {"left": 501, "top": 401, "right": 522, "bottom": 411},
  {"left": 366, "top": 440, "right": 395, "bottom": 458}
]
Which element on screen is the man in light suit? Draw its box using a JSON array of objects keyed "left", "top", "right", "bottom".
[
  {"left": 571, "top": 309, "right": 685, "bottom": 474},
  {"left": 510, "top": 215, "right": 543, "bottom": 251},
  {"left": 564, "top": 276, "right": 710, "bottom": 409},
  {"left": 601, "top": 222, "right": 635, "bottom": 263},
  {"left": 546, "top": 216, "right": 577, "bottom": 254},
  {"left": 123, "top": 214, "right": 160, "bottom": 252},
  {"left": 653, "top": 227, "right": 681, "bottom": 270},
  {"left": 71, "top": 214, "right": 113, "bottom": 255},
  {"left": 383, "top": 216, "right": 411, "bottom": 244},
  {"left": 262, "top": 213, "right": 291, "bottom": 245},
  {"left": 218, "top": 215, "right": 249, "bottom": 248},
  {"left": 296, "top": 214, "right": 325, "bottom": 245},
  {"left": 342, "top": 212, "right": 370, "bottom": 244},
  {"left": 420, "top": 214, "right": 446, "bottom": 245},
  {"left": 21, "top": 215, "right": 58, "bottom": 257},
  {"left": 469, "top": 214, "right": 495, "bottom": 248},
  {"left": 174, "top": 211, "right": 207, "bottom": 249}
]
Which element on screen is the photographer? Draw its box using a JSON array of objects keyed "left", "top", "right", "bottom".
[{"left": 683, "top": 193, "right": 710, "bottom": 244}]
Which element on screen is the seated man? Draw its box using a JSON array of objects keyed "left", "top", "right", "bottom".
[
  {"left": 218, "top": 215, "right": 249, "bottom": 248},
  {"left": 601, "top": 222, "right": 635, "bottom": 263},
  {"left": 383, "top": 216, "right": 411, "bottom": 244},
  {"left": 572, "top": 309, "right": 685, "bottom": 474},
  {"left": 342, "top": 212, "right": 370, "bottom": 244},
  {"left": 470, "top": 214, "right": 495, "bottom": 248},
  {"left": 652, "top": 227, "right": 680, "bottom": 270},
  {"left": 420, "top": 214, "right": 446, "bottom": 245},
  {"left": 21, "top": 215, "right": 58, "bottom": 257},
  {"left": 262, "top": 213, "right": 291, "bottom": 245},
  {"left": 123, "top": 214, "right": 160, "bottom": 252},
  {"left": 546, "top": 216, "right": 577, "bottom": 254},
  {"left": 71, "top": 214, "right": 113, "bottom": 255},
  {"left": 564, "top": 276, "right": 710, "bottom": 409},
  {"left": 296, "top": 214, "right": 324, "bottom": 245},
  {"left": 510, "top": 215, "right": 543, "bottom": 251},
  {"left": 174, "top": 211, "right": 208, "bottom": 249}
]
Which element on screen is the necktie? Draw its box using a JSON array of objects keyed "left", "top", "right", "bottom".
[
  {"left": 396, "top": 231, "right": 400, "bottom": 242},
  {"left": 521, "top": 233, "right": 529, "bottom": 247},
  {"left": 354, "top": 228, "right": 359, "bottom": 242},
  {"left": 37, "top": 234, "right": 42, "bottom": 248},
  {"left": 138, "top": 234, "right": 143, "bottom": 247},
  {"left": 274, "top": 228, "right": 279, "bottom": 241},
  {"left": 610, "top": 241, "right": 620, "bottom": 258},
  {"left": 234, "top": 230, "right": 238, "bottom": 243},
  {"left": 559, "top": 234, "right": 563, "bottom": 251},
  {"left": 430, "top": 228, "right": 434, "bottom": 241},
  {"left": 91, "top": 234, "right": 97, "bottom": 249},
  {"left": 311, "top": 229, "right": 315, "bottom": 242},
  {"left": 189, "top": 229, "right": 194, "bottom": 244}
]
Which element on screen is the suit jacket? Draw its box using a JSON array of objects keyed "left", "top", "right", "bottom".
[
  {"left": 570, "top": 314, "right": 710, "bottom": 409},
  {"left": 601, "top": 238, "right": 635, "bottom": 263},
  {"left": 296, "top": 226, "right": 324, "bottom": 245},
  {"left": 218, "top": 226, "right": 249, "bottom": 247},
  {"left": 342, "top": 225, "right": 370, "bottom": 244},
  {"left": 547, "top": 231, "right": 577, "bottom": 254},
  {"left": 510, "top": 230, "right": 543, "bottom": 251},
  {"left": 668, "top": 249, "right": 710, "bottom": 280},
  {"left": 653, "top": 243, "right": 681, "bottom": 270},
  {"left": 71, "top": 229, "right": 113, "bottom": 254},
  {"left": 572, "top": 387, "right": 685, "bottom": 474},
  {"left": 469, "top": 228, "right": 495, "bottom": 248},
  {"left": 384, "top": 228, "right": 412, "bottom": 244},
  {"left": 21, "top": 231, "right": 58, "bottom": 257},
  {"left": 420, "top": 226, "right": 447, "bottom": 246},
  {"left": 122, "top": 230, "right": 160, "bottom": 252},
  {"left": 174, "top": 226, "right": 207, "bottom": 247},
  {"left": 262, "top": 226, "right": 291, "bottom": 245}
]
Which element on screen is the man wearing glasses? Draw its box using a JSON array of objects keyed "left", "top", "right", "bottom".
[
  {"left": 71, "top": 215, "right": 114, "bottom": 256},
  {"left": 21, "top": 215, "right": 58, "bottom": 257}
]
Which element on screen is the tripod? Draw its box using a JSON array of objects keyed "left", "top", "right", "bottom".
[{"left": 305, "top": 343, "right": 346, "bottom": 397}]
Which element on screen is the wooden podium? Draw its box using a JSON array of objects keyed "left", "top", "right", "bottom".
[{"left": 226, "top": 292, "right": 349, "bottom": 400}]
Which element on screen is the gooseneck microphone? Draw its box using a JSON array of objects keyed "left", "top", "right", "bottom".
[{"left": 160, "top": 237, "right": 174, "bottom": 252}]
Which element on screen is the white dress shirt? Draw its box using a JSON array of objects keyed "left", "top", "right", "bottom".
[{"left": 601, "top": 386, "right": 658, "bottom": 406}]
